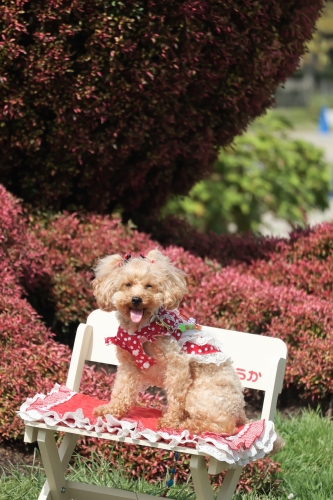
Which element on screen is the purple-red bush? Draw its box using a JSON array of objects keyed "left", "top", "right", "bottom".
[
  {"left": 0, "top": 185, "right": 118, "bottom": 441},
  {"left": 29, "top": 212, "right": 157, "bottom": 326},
  {"left": 0, "top": 293, "right": 69, "bottom": 440},
  {"left": 188, "top": 267, "right": 333, "bottom": 400},
  {"left": 0, "top": 184, "right": 49, "bottom": 290},
  {"left": 245, "top": 223, "right": 333, "bottom": 300},
  {"left": 149, "top": 215, "right": 333, "bottom": 302},
  {"left": 0, "top": 0, "right": 325, "bottom": 217},
  {"left": 27, "top": 209, "right": 333, "bottom": 401},
  {"left": 0, "top": 185, "right": 68, "bottom": 440}
]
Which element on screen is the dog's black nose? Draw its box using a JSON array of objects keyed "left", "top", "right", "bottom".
[{"left": 131, "top": 296, "right": 142, "bottom": 306}]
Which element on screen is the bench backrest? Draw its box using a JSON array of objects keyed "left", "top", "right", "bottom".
[{"left": 68, "top": 309, "right": 287, "bottom": 421}]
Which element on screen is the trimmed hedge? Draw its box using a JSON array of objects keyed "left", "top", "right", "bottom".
[
  {"left": 0, "top": 185, "right": 68, "bottom": 440},
  {"left": 247, "top": 223, "right": 333, "bottom": 300},
  {"left": 25, "top": 207, "right": 333, "bottom": 402},
  {"left": 0, "top": 185, "right": 118, "bottom": 440},
  {"left": 0, "top": 0, "right": 325, "bottom": 218}
]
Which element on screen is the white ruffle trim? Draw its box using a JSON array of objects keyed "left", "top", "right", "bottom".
[
  {"left": 158, "top": 309, "right": 232, "bottom": 365},
  {"left": 176, "top": 329, "right": 225, "bottom": 352},
  {"left": 18, "top": 384, "right": 76, "bottom": 415},
  {"left": 18, "top": 387, "right": 277, "bottom": 467},
  {"left": 196, "top": 421, "right": 276, "bottom": 465},
  {"left": 187, "top": 352, "right": 232, "bottom": 366}
]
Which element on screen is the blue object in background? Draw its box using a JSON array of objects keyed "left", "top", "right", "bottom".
[{"left": 318, "top": 106, "right": 330, "bottom": 134}]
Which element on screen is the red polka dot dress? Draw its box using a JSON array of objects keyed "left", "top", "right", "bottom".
[{"left": 105, "top": 308, "right": 231, "bottom": 370}]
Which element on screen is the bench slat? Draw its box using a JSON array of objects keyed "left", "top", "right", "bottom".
[{"left": 24, "top": 421, "right": 207, "bottom": 456}]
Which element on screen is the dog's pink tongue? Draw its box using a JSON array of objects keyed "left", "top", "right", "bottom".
[{"left": 130, "top": 309, "right": 144, "bottom": 323}]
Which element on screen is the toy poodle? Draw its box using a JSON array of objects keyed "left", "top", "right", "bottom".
[{"left": 92, "top": 249, "right": 247, "bottom": 435}]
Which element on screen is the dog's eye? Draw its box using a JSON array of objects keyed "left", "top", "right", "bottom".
[
  {"left": 145, "top": 284, "right": 152, "bottom": 289},
  {"left": 125, "top": 283, "right": 132, "bottom": 287}
]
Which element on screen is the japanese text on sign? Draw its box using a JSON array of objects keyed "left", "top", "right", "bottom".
[{"left": 236, "top": 368, "right": 262, "bottom": 383}]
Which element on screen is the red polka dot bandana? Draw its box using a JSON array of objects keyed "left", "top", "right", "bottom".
[{"left": 105, "top": 308, "right": 222, "bottom": 370}]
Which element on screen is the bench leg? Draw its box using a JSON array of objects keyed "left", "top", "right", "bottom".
[
  {"left": 24, "top": 424, "right": 39, "bottom": 443},
  {"left": 37, "top": 430, "right": 78, "bottom": 500},
  {"left": 37, "top": 483, "right": 52, "bottom": 500},
  {"left": 190, "top": 455, "right": 214, "bottom": 500},
  {"left": 216, "top": 466, "right": 243, "bottom": 500},
  {"left": 190, "top": 455, "right": 243, "bottom": 500},
  {"left": 57, "top": 433, "right": 80, "bottom": 466}
]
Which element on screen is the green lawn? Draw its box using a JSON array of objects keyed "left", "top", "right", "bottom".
[
  {"left": 273, "top": 409, "right": 333, "bottom": 500},
  {"left": 1, "top": 409, "right": 332, "bottom": 500}
]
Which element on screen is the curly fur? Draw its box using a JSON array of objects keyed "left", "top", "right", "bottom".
[{"left": 92, "top": 249, "right": 247, "bottom": 434}]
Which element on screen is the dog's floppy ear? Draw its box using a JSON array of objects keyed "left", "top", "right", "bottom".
[
  {"left": 146, "top": 249, "right": 187, "bottom": 310},
  {"left": 92, "top": 254, "right": 123, "bottom": 311}
]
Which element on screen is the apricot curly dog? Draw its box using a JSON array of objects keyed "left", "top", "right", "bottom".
[{"left": 92, "top": 249, "right": 247, "bottom": 435}]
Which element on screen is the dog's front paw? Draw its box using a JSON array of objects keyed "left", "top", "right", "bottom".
[
  {"left": 93, "top": 404, "right": 111, "bottom": 418},
  {"left": 93, "top": 404, "right": 125, "bottom": 419}
]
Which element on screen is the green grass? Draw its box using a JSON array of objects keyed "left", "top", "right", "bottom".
[
  {"left": 1, "top": 409, "right": 333, "bottom": 500},
  {"left": 273, "top": 409, "right": 333, "bottom": 500},
  {"left": 0, "top": 452, "right": 195, "bottom": 500}
]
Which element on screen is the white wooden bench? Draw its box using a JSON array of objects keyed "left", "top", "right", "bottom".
[{"left": 23, "top": 309, "right": 287, "bottom": 500}]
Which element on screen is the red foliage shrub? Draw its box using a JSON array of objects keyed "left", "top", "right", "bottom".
[
  {"left": 0, "top": 187, "right": 69, "bottom": 441},
  {"left": 0, "top": 184, "right": 48, "bottom": 289},
  {"left": 0, "top": 301, "right": 69, "bottom": 441},
  {"left": 246, "top": 222, "right": 333, "bottom": 300},
  {"left": 0, "top": 185, "right": 111, "bottom": 441},
  {"left": 29, "top": 213, "right": 157, "bottom": 326},
  {"left": 0, "top": 0, "right": 324, "bottom": 217},
  {"left": 27, "top": 210, "right": 333, "bottom": 401},
  {"left": 187, "top": 267, "right": 333, "bottom": 399}
]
